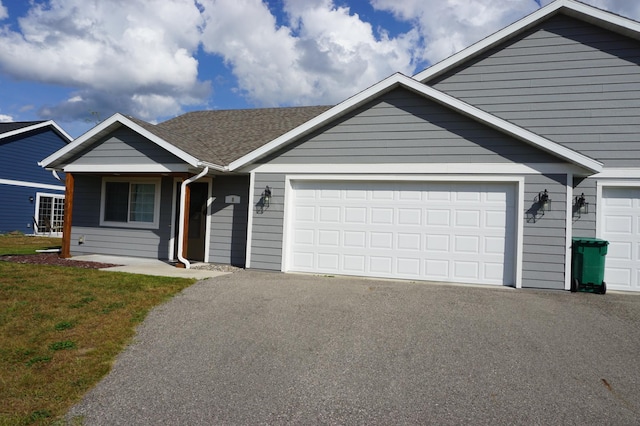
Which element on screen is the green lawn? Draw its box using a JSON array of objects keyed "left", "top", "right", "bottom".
[{"left": 0, "top": 234, "right": 196, "bottom": 425}]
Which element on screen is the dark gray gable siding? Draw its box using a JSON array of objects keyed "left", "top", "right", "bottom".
[
  {"left": 68, "top": 127, "right": 185, "bottom": 166},
  {"left": 429, "top": 14, "right": 640, "bottom": 167},
  {"left": 69, "top": 175, "right": 174, "bottom": 259},
  {"left": 258, "top": 88, "right": 561, "bottom": 165},
  {"left": 209, "top": 175, "right": 249, "bottom": 266}
]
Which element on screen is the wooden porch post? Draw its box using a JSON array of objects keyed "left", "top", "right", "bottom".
[{"left": 61, "top": 172, "right": 74, "bottom": 258}]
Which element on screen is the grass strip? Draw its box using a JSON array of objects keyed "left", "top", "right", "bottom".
[{"left": 0, "top": 236, "right": 196, "bottom": 425}]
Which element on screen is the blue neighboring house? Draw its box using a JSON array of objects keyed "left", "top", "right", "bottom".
[{"left": 0, "top": 121, "right": 72, "bottom": 235}]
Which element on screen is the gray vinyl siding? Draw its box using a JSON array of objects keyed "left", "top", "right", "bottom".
[
  {"left": 68, "top": 127, "right": 184, "bottom": 166},
  {"left": 208, "top": 175, "right": 249, "bottom": 266},
  {"left": 430, "top": 14, "right": 640, "bottom": 167},
  {"left": 522, "top": 174, "right": 567, "bottom": 290},
  {"left": 249, "top": 173, "right": 286, "bottom": 270},
  {"left": 572, "top": 177, "right": 597, "bottom": 238},
  {"left": 69, "top": 175, "right": 174, "bottom": 259},
  {"left": 259, "top": 88, "right": 561, "bottom": 165}
]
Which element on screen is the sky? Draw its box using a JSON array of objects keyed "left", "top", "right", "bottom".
[{"left": 0, "top": 0, "right": 639, "bottom": 138}]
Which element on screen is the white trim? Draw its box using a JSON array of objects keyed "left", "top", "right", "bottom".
[
  {"left": 229, "top": 73, "right": 602, "bottom": 173},
  {"left": 99, "top": 177, "right": 162, "bottom": 230},
  {"left": 413, "top": 0, "right": 640, "bottom": 83},
  {"left": 0, "top": 178, "right": 65, "bottom": 191},
  {"left": 281, "top": 174, "right": 524, "bottom": 288},
  {"left": 62, "top": 164, "right": 191, "bottom": 173},
  {"left": 565, "top": 173, "right": 574, "bottom": 291},
  {"left": 592, "top": 169, "right": 640, "bottom": 179},
  {"left": 281, "top": 177, "right": 294, "bottom": 272},
  {"left": 596, "top": 180, "right": 640, "bottom": 239},
  {"left": 515, "top": 178, "right": 524, "bottom": 289},
  {"left": 0, "top": 120, "right": 73, "bottom": 143},
  {"left": 243, "top": 162, "right": 587, "bottom": 175},
  {"left": 39, "top": 113, "right": 217, "bottom": 170},
  {"left": 245, "top": 172, "right": 256, "bottom": 268}
]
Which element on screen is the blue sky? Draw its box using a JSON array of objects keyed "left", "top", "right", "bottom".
[{"left": 0, "top": 0, "right": 637, "bottom": 138}]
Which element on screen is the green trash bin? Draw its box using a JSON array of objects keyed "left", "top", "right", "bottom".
[{"left": 571, "top": 237, "right": 609, "bottom": 294}]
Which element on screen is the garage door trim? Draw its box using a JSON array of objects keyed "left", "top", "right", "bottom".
[{"left": 282, "top": 175, "right": 524, "bottom": 288}]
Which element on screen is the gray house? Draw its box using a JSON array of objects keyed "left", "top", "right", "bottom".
[{"left": 41, "top": 0, "right": 640, "bottom": 293}]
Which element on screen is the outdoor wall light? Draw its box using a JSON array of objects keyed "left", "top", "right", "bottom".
[
  {"left": 262, "top": 186, "right": 272, "bottom": 208},
  {"left": 29, "top": 196, "right": 34, "bottom": 203},
  {"left": 536, "top": 189, "right": 551, "bottom": 212},
  {"left": 574, "top": 193, "right": 589, "bottom": 217}
]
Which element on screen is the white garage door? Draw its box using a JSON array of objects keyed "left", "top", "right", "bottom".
[
  {"left": 601, "top": 187, "right": 640, "bottom": 292},
  {"left": 287, "top": 181, "right": 516, "bottom": 286}
]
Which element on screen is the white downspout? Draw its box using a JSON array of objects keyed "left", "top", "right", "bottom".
[
  {"left": 52, "top": 170, "right": 62, "bottom": 181},
  {"left": 177, "top": 167, "right": 209, "bottom": 269}
]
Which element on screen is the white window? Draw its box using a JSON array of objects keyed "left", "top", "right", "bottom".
[
  {"left": 100, "top": 178, "right": 161, "bottom": 229},
  {"left": 35, "top": 193, "right": 65, "bottom": 236}
]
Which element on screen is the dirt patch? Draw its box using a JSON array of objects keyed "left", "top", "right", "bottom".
[{"left": 0, "top": 253, "right": 120, "bottom": 269}]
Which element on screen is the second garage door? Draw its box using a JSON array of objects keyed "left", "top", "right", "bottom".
[
  {"left": 600, "top": 187, "right": 640, "bottom": 292},
  {"left": 287, "top": 181, "right": 517, "bottom": 286}
]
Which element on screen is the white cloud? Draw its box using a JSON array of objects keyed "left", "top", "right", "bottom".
[
  {"left": 0, "top": 114, "right": 13, "bottom": 122},
  {"left": 0, "top": 1, "right": 7, "bottom": 21},
  {"left": 579, "top": 0, "right": 640, "bottom": 20},
  {"left": 0, "top": 0, "right": 209, "bottom": 121},
  {"left": 199, "top": 0, "right": 418, "bottom": 106},
  {"left": 370, "top": 0, "right": 543, "bottom": 64}
]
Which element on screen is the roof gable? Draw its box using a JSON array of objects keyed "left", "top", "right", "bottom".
[
  {"left": 414, "top": 0, "right": 640, "bottom": 83},
  {"left": 230, "top": 73, "right": 603, "bottom": 173},
  {"left": 0, "top": 120, "right": 72, "bottom": 144},
  {"left": 40, "top": 114, "right": 207, "bottom": 171}
]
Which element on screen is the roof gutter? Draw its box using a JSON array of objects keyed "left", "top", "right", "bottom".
[{"left": 177, "top": 166, "right": 209, "bottom": 269}]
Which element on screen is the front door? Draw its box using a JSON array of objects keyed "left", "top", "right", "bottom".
[{"left": 187, "top": 182, "right": 208, "bottom": 261}]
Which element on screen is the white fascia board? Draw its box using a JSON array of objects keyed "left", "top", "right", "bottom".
[
  {"left": 0, "top": 178, "right": 65, "bottom": 191},
  {"left": 398, "top": 77, "right": 603, "bottom": 173},
  {"left": 0, "top": 120, "right": 73, "bottom": 143},
  {"left": 413, "top": 0, "right": 640, "bottom": 83},
  {"left": 62, "top": 164, "right": 192, "bottom": 173},
  {"left": 228, "top": 73, "right": 408, "bottom": 171},
  {"left": 243, "top": 162, "right": 588, "bottom": 176},
  {"left": 592, "top": 168, "right": 640, "bottom": 179},
  {"left": 39, "top": 113, "right": 211, "bottom": 170}
]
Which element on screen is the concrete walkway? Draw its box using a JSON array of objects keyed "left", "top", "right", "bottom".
[
  {"left": 71, "top": 254, "right": 231, "bottom": 280},
  {"left": 67, "top": 271, "right": 640, "bottom": 425}
]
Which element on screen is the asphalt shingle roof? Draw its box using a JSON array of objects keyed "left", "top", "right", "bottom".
[{"left": 149, "top": 106, "right": 332, "bottom": 166}]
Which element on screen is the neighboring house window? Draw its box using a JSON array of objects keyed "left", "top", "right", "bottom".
[
  {"left": 100, "top": 178, "right": 161, "bottom": 228},
  {"left": 35, "top": 193, "right": 65, "bottom": 237}
]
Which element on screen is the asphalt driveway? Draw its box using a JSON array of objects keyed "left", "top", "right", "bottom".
[{"left": 68, "top": 271, "right": 640, "bottom": 425}]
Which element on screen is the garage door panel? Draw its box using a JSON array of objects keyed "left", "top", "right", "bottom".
[
  {"left": 455, "top": 210, "right": 481, "bottom": 227},
  {"left": 370, "top": 257, "right": 393, "bottom": 274},
  {"left": 453, "top": 261, "right": 480, "bottom": 280},
  {"left": 288, "top": 181, "right": 516, "bottom": 286},
  {"left": 601, "top": 187, "right": 640, "bottom": 292},
  {"left": 426, "top": 210, "right": 450, "bottom": 226}
]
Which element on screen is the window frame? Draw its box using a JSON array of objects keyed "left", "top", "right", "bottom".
[{"left": 100, "top": 177, "right": 161, "bottom": 229}]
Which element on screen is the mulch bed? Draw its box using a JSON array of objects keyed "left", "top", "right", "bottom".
[{"left": 0, "top": 253, "right": 120, "bottom": 269}]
